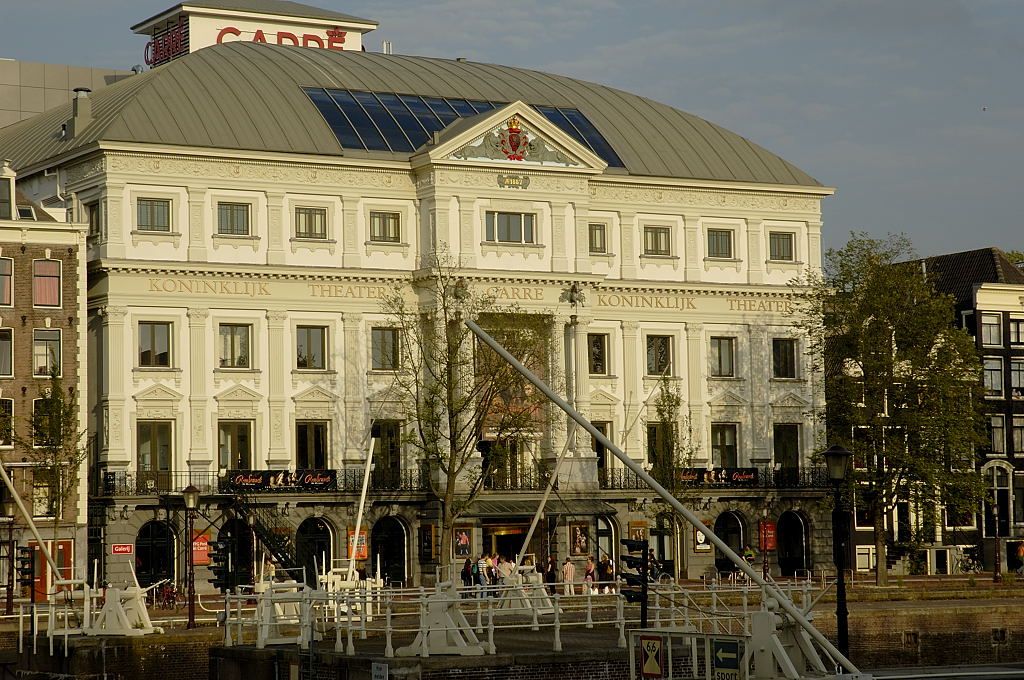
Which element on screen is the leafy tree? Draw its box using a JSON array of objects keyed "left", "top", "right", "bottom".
[
  {"left": 1003, "top": 249, "right": 1024, "bottom": 266},
  {"left": 379, "top": 254, "right": 554, "bottom": 569},
  {"left": 649, "top": 373, "right": 698, "bottom": 487},
  {"left": 794, "top": 233, "right": 985, "bottom": 586},
  {"left": 13, "top": 369, "right": 88, "bottom": 543}
]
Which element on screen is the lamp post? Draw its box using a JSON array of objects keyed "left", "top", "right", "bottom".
[
  {"left": 182, "top": 484, "right": 200, "bottom": 629},
  {"left": 823, "top": 444, "right": 852, "bottom": 658},
  {"left": 3, "top": 498, "right": 14, "bottom": 615}
]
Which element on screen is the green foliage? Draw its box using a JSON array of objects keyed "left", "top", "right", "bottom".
[
  {"left": 1002, "top": 249, "right": 1024, "bottom": 265},
  {"left": 793, "top": 233, "right": 986, "bottom": 585},
  {"left": 649, "top": 373, "right": 698, "bottom": 486}
]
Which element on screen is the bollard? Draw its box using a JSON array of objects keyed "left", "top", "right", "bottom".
[
  {"left": 616, "top": 595, "right": 626, "bottom": 649},
  {"left": 552, "top": 593, "right": 562, "bottom": 652},
  {"left": 385, "top": 596, "right": 394, "bottom": 658}
]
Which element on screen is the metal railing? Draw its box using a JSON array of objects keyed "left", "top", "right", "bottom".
[
  {"left": 482, "top": 466, "right": 551, "bottom": 491},
  {"left": 100, "top": 471, "right": 220, "bottom": 496}
]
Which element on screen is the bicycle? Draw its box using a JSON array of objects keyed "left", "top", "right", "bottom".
[{"left": 156, "top": 581, "right": 181, "bottom": 611}]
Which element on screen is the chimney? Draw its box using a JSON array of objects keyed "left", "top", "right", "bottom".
[{"left": 69, "top": 87, "right": 92, "bottom": 138}]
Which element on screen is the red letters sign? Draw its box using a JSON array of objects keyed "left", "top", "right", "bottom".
[
  {"left": 192, "top": 532, "right": 210, "bottom": 566},
  {"left": 759, "top": 520, "right": 777, "bottom": 552},
  {"left": 216, "top": 25, "right": 347, "bottom": 50},
  {"left": 111, "top": 544, "right": 134, "bottom": 555},
  {"left": 144, "top": 20, "right": 188, "bottom": 66}
]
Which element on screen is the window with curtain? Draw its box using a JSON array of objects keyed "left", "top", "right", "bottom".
[
  {"left": 588, "top": 223, "right": 607, "bottom": 254},
  {"left": 711, "top": 423, "right": 738, "bottom": 467},
  {"left": 296, "top": 421, "right": 328, "bottom": 469},
  {"left": 710, "top": 337, "right": 736, "bottom": 377},
  {"left": 33, "top": 259, "right": 61, "bottom": 307},
  {"left": 217, "top": 202, "right": 250, "bottom": 235},
  {"left": 0, "top": 399, "right": 12, "bottom": 446},
  {"left": 137, "top": 421, "right": 172, "bottom": 472},
  {"left": 138, "top": 322, "right": 171, "bottom": 367},
  {"left": 772, "top": 338, "right": 797, "bottom": 378},
  {"left": 371, "top": 327, "right": 399, "bottom": 370},
  {"left": 33, "top": 329, "right": 60, "bottom": 376},
  {"left": 218, "top": 420, "right": 252, "bottom": 470},
  {"left": 369, "top": 211, "right": 401, "bottom": 242},
  {"left": 218, "top": 324, "right": 251, "bottom": 368},
  {"left": 0, "top": 328, "right": 11, "bottom": 377},
  {"left": 0, "top": 259, "right": 11, "bottom": 306},
  {"left": 295, "top": 206, "right": 328, "bottom": 239}
]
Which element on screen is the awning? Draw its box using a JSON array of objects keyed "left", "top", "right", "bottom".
[{"left": 466, "top": 498, "right": 618, "bottom": 518}]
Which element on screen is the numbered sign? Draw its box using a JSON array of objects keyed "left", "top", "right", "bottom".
[{"left": 639, "top": 634, "right": 664, "bottom": 678}]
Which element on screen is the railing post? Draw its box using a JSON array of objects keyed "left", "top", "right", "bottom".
[
  {"left": 616, "top": 595, "right": 626, "bottom": 649},
  {"left": 359, "top": 587, "right": 368, "bottom": 640},
  {"left": 530, "top": 586, "right": 539, "bottom": 631},
  {"left": 552, "top": 593, "right": 562, "bottom": 652},
  {"left": 384, "top": 595, "right": 394, "bottom": 658},
  {"left": 585, "top": 583, "right": 593, "bottom": 628},
  {"left": 334, "top": 592, "right": 343, "bottom": 653},
  {"left": 487, "top": 595, "right": 495, "bottom": 654},
  {"left": 419, "top": 587, "right": 429, "bottom": 658},
  {"left": 346, "top": 590, "right": 355, "bottom": 656}
]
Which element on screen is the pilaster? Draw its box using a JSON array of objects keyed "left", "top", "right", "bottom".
[
  {"left": 550, "top": 202, "right": 569, "bottom": 272},
  {"left": 572, "top": 202, "right": 591, "bottom": 274},
  {"left": 103, "top": 183, "right": 126, "bottom": 259},
  {"left": 101, "top": 306, "right": 128, "bottom": 464},
  {"left": 342, "top": 313, "right": 365, "bottom": 463},
  {"left": 683, "top": 214, "right": 702, "bottom": 282},
  {"left": 748, "top": 324, "right": 770, "bottom": 465},
  {"left": 684, "top": 322, "right": 706, "bottom": 466},
  {"left": 187, "top": 308, "right": 211, "bottom": 469},
  {"left": 458, "top": 198, "right": 478, "bottom": 267},
  {"left": 620, "top": 320, "right": 642, "bottom": 461},
  {"left": 619, "top": 211, "right": 637, "bottom": 279},
  {"left": 187, "top": 186, "right": 208, "bottom": 262},
  {"left": 266, "top": 310, "right": 290, "bottom": 468},
  {"left": 746, "top": 218, "right": 764, "bottom": 285},
  {"left": 342, "top": 202, "right": 361, "bottom": 268},
  {"left": 266, "top": 191, "right": 286, "bottom": 265}
]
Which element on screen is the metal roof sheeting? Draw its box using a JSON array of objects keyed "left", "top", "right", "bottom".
[{"left": 0, "top": 42, "right": 821, "bottom": 186}]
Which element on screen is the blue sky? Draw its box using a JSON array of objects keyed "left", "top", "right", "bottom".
[{"left": 3, "top": 0, "right": 1021, "bottom": 257}]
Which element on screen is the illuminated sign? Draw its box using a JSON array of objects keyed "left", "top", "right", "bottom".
[{"left": 220, "top": 469, "right": 338, "bottom": 493}]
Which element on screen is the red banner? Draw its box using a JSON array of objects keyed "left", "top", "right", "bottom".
[
  {"left": 347, "top": 529, "right": 368, "bottom": 560},
  {"left": 759, "top": 520, "right": 777, "bottom": 552},
  {"left": 192, "top": 532, "right": 210, "bottom": 566}
]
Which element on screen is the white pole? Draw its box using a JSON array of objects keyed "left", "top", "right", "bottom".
[
  {"left": 346, "top": 437, "right": 376, "bottom": 583},
  {"left": 465, "top": 319, "right": 861, "bottom": 675}
]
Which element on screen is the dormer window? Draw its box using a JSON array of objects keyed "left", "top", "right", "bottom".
[
  {"left": 17, "top": 206, "right": 35, "bottom": 220},
  {"left": 0, "top": 175, "right": 11, "bottom": 221}
]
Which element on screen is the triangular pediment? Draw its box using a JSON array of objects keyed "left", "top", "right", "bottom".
[
  {"left": 772, "top": 391, "right": 810, "bottom": 409},
  {"left": 134, "top": 384, "right": 184, "bottom": 403},
  {"left": 589, "top": 388, "right": 619, "bottom": 406},
  {"left": 413, "top": 101, "right": 607, "bottom": 173},
  {"left": 215, "top": 384, "right": 263, "bottom": 403},
  {"left": 293, "top": 386, "right": 339, "bottom": 404},
  {"left": 709, "top": 389, "right": 748, "bottom": 407}
]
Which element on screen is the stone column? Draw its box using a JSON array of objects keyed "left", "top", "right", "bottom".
[
  {"left": 684, "top": 322, "right": 706, "bottom": 467},
  {"left": 101, "top": 306, "right": 128, "bottom": 467},
  {"left": 620, "top": 320, "right": 642, "bottom": 463},
  {"left": 619, "top": 211, "right": 637, "bottom": 279},
  {"left": 186, "top": 309, "right": 211, "bottom": 471},
  {"left": 186, "top": 186, "right": 208, "bottom": 262},
  {"left": 807, "top": 220, "right": 823, "bottom": 272},
  {"left": 266, "top": 310, "right": 290, "bottom": 468},
  {"left": 266, "top": 191, "right": 286, "bottom": 265},
  {"left": 748, "top": 324, "right": 770, "bottom": 465},
  {"left": 747, "top": 218, "right": 764, "bottom": 285}
]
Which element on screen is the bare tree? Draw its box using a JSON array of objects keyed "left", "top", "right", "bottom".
[{"left": 379, "top": 253, "right": 554, "bottom": 567}]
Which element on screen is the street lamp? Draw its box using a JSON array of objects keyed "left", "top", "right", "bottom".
[
  {"left": 2, "top": 497, "right": 14, "bottom": 615},
  {"left": 182, "top": 484, "right": 200, "bottom": 629},
  {"left": 823, "top": 444, "right": 852, "bottom": 658}
]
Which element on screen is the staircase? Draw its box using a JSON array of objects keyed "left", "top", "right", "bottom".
[{"left": 232, "top": 494, "right": 302, "bottom": 575}]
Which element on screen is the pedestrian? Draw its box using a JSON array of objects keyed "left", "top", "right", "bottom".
[
  {"left": 599, "top": 555, "right": 613, "bottom": 594},
  {"left": 476, "top": 553, "right": 488, "bottom": 595},
  {"left": 561, "top": 557, "right": 576, "bottom": 596},
  {"left": 544, "top": 556, "right": 558, "bottom": 595},
  {"left": 498, "top": 555, "right": 514, "bottom": 585},
  {"left": 584, "top": 556, "right": 596, "bottom": 594},
  {"left": 486, "top": 553, "right": 498, "bottom": 596},
  {"left": 460, "top": 558, "right": 474, "bottom": 597}
]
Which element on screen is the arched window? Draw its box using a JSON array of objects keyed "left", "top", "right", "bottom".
[{"left": 135, "top": 520, "right": 174, "bottom": 587}]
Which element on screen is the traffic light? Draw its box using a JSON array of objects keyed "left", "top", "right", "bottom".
[
  {"left": 207, "top": 539, "right": 233, "bottom": 592},
  {"left": 619, "top": 537, "right": 649, "bottom": 628},
  {"left": 16, "top": 546, "right": 34, "bottom": 588}
]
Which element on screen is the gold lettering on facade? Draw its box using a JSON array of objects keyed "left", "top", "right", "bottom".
[
  {"left": 596, "top": 293, "right": 697, "bottom": 310},
  {"left": 727, "top": 298, "right": 793, "bottom": 313},
  {"left": 307, "top": 284, "right": 389, "bottom": 299},
  {"left": 484, "top": 286, "right": 545, "bottom": 301},
  {"left": 147, "top": 278, "right": 270, "bottom": 297}
]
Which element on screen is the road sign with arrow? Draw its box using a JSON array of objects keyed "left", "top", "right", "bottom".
[{"left": 712, "top": 638, "right": 740, "bottom": 680}]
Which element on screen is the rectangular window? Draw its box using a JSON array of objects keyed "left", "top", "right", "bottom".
[
  {"left": 707, "top": 228, "right": 733, "bottom": 259},
  {"left": 218, "top": 324, "right": 251, "bottom": 369},
  {"left": 588, "top": 223, "right": 607, "bottom": 254},
  {"left": 33, "top": 260, "right": 61, "bottom": 307},
  {"left": 981, "top": 313, "right": 1002, "bottom": 346},
  {"left": 218, "top": 421, "right": 252, "bottom": 470},
  {"left": 1010, "top": 319, "right": 1024, "bottom": 345},
  {"left": 85, "top": 201, "right": 101, "bottom": 237},
  {"left": 643, "top": 226, "right": 671, "bottom": 256},
  {"left": 33, "top": 329, "right": 60, "bottom": 377},
  {"left": 217, "top": 202, "right": 250, "bottom": 236},
  {"left": 772, "top": 338, "right": 797, "bottom": 379},
  {"left": 137, "top": 198, "right": 171, "bottom": 232},
  {"left": 296, "top": 420, "right": 328, "bottom": 469},
  {"left": 983, "top": 357, "right": 1003, "bottom": 397},
  {"left": 990, "top": 415, "right": 1005, "bottom": 454},
  {"left": 1011, "top": 359, "right": 1023, "bottom": 399},
  {"left": 296, "top": 325, "right": 327, "bottom": 370},
  {"left": 0, "top": 179, "right": 11, "bottom": 220},
  {"left": 484, "top": 211, "right": 535, "bottom": 244},
  {"left": 710, "top": 336, "right": 735, "bottom": 377},
  {"left": 371, "top": 327, "right": 399, "bottom": 371},
  {"left": 0, "top": 399, "right": 12, "bottom": 447},
  {"left": 32, "top": 469, "right": 57, "bottom": 517},
  {"left": 769, "top": 232, "right": 794, "bottom": 261},
  {"left": 371, "top": 419, "right": 403, "bottom": 487},
  {"left": 646, "top": 335, "right": 671, "bottom": 375},
  {"left": 0, "top": 258, "right": 11, "bottom": 306},
  {"left": 0, "top": 328, "right": 11, "bottom": 377},
  {"left": 138, "top": 322, "right": 171, "bottom": 368},
  {"left": 137, "top": 421, "right": 172, "bottom": 473},
  {"left": 712, "top": 423, "right": 738, "bottom": 467},
  {"left": 647, "top": 422, "right": 672, "bottom": 469},
  {"left": 773, "top": 423, "right": 800, "bottom": 471},
  {"left": 295, "top": 206, "right": 328, "bottom": 239},
  {"left": 1012, "top": 416, "right": 1024, "bottom": 455},
  {"left": 369, "top": 211, "right": 401, "bottom": 243},
  {"left": 588, "top": 333, "right": 608, "bottom": 375}
]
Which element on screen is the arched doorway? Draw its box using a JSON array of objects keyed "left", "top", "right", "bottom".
[
  {"left": 714, "top": 511, "right": 745, "bottom": 573},
  {"left": 295, "top": 517, "right": 333, "bottom": 587},
  {"left": 596, "top": 516, "right": 616, "bottom": 562},
  {"left": 370, "top": 516, "right": 407, "bottom": 586},
  {"left": 219, "top": 517, "right": 255, "bottom": 587},
  {"left": 651, "top": 513, "right": 677, "bottom": 578},
  {"left": 776, "top": 511, "right": 809, "bottom": 577},
  {"left": 135, "top": 520, "right": 175, "bottom": 587}
]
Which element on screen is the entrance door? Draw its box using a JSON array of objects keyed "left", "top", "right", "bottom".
[
  {"left": 482, "top": 523, "right": 539, "bottom": 562},
  {"left": 295, "top": 518, "right": 333, "bottom": 586},
  {"left": 27, "top": 539, "right": 73, "bottom": 601},
  {"left": 776, "top": 511, "right": 809, "bottom": 577},
  {"left": 219, "top": 517, "right": 255, "bottom": 587},
  {"left": 135, "top": 520, "right": 175, "bottom": 587},
  {"left": 370, "top": 516, "right": 407, "bottom": 586},
  {"left": 713, "top": 511, "right": 744, "bottom": 573}
]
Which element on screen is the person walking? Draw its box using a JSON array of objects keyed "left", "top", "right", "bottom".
[
  {"left": 460, "top": 558, "right": 474, "bottom": 597},
  {"left": 476, "top": 553, "right": 489, "bottom": 595},
  {"left": 544, "top": 556, "right": 558, "bottom": 595},
  {"left": 561, "top": 557, "right": 576, "bottom": 596}
]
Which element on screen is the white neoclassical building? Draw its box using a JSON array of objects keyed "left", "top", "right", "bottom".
[{"left": 0, "top": 6, "right": 836, "bottom": 587}]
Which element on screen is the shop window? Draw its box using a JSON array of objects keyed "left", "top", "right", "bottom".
[
  {"left": 588, "top": 333, "right": 608, "bottom": 375},
  {"left": 710, "top": 336, "right": 735, "bottom": 377},
  {"left": 296, "top": 421, "right": 328, "bottom": 469},
  {"left": 369, "top": 211, "right": 401, "bottom": 243},
  {"left": 218, "top": 323, "right": 251, "bottom": 369},
  {"left": 137, "top": 198, "right": 171, "bottom": 232},
  {"left": 485, "top": 211, "right": 535, "bottom": 244},
  {"left": 218, "top": 421, "right": 252, "bottom": 470},
  {"left": 32, "top": 259, "right": 61, "bottom": 308},
  {"left": 217, "top": 202, "right": 250, "bottom": 236},
  {"left": 33, "top": 329, "right": 61, "bottom": 377},
  {"left": 138, "top": 321, "right": 171, "bottom": 367},
  {"left": 296, "top": 325, "right": 327, "bottom": 370},
  {"left": 371, "top": 327, "right": 399, "bottom": 370},
  {"left": 646, "top": 335, "right": 671, "bottom": 375},
  {"left": 295, "top": 206, "right": 328, "bottom": 239}
]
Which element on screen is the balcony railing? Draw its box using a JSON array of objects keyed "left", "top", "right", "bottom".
[
  {"left": 483, "top": 466, "right": 551, "bottom": 491},
  {"left": 600, "top": 466, "right": 829, "bottom": 491},
  {"left": 100, "top": 471, "right": 221, "bottom": 497}
]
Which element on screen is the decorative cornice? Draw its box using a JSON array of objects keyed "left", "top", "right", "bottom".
[{"left": 588, "top": 182, "right": 821, "bottom": 214}]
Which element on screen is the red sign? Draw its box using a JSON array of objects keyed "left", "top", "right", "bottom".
[
  {"left": 759, "top": 520, "right": 777, "bottom": 552},
  {"left": 192, "top": 532, "right": 210, "bottom": 566},
  {"left": 144, "top": 20, "right": 188, "bottom": 66},
  {"left": 347, "top": 529, "right": 368, "bottom": 560},
  {"left": 216, "top": 26, "right": 347, "bottom": 50},
  {"left": 111, "top": 544, "right": 134, "bottom": 555}
]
